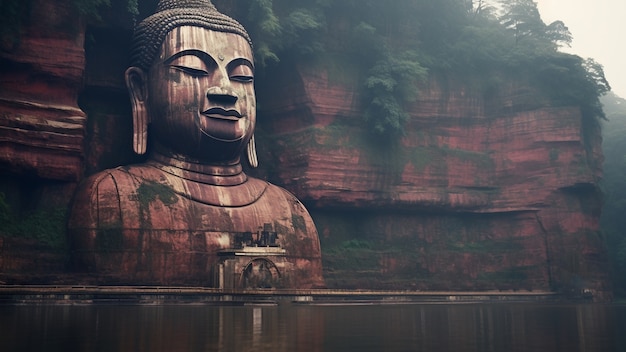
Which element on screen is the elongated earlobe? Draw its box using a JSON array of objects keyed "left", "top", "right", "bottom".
[
  {"left": 246, "top": 134, "right": 258, "bottom": 168},
  {"left": 125, "top": 67, "right": 149, "bottom": 155}
]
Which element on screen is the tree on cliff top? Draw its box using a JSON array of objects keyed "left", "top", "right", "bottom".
[{"left": 498, "top": 0, "right": 572, "bottom": 49}]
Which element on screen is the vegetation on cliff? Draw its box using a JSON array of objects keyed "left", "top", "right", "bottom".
[
  {"left": 0, "top": 192, "right": 67, "bottom": 250},
  {"left": 212, "top": 0, "right": 610, "bottom": 139},
  {"left": 0, "top": 0, "right": 615, "bottom": 295}
]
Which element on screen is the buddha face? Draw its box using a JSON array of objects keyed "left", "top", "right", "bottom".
[{"left": 145, "top": 26, "right": 256, "bottom": 162}]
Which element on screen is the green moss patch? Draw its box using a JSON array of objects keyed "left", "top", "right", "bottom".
[{"left": 0, "top": 192, "right": 67, "bottom": 250}]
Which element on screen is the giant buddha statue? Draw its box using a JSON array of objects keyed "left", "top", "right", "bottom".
[{"left": 68, "top": 0, "right": 324, "bottom": 288}]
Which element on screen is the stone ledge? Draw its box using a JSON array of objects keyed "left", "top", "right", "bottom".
[{"left": 0, "top": 285, "right": 563, "bottom": 305}]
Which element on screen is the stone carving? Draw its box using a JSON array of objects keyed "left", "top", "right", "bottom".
[{"left": 68, "top": 0, "right": 324, "bottom": 288}]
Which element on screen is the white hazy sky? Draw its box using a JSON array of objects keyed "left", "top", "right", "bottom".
[{"left": 534, "top": 0, "right": 626, "bottom": 98}]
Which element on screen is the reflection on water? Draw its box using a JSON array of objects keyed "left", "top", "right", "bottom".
[{"left": 1, "top": 302, "right": 624, "bottom": 352}]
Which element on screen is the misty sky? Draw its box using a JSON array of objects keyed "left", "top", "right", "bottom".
[{"left": 535, "top": 0, "right": 625, "bottom": 98}]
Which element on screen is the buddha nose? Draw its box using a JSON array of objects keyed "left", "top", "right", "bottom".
[{"left": 206, "top": 86, "right": 238, "bottom": 105}]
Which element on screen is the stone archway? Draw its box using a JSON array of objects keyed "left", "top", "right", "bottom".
[{"left": 240, "top": 258, "right": 281, "bottom": 289}]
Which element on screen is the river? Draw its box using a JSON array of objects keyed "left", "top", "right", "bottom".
[{"left": 1, "top": 302, "right": 624, "bottom": 351}]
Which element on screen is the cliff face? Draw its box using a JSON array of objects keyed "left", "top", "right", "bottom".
[
  {"left": 0, "top": 0, "right": 87, "bottom": 283},
  {"left": 255, "top": 62, "right": 608, "bottom": 298},
  {"left": 0, "top": 4, "right": 610, "bottom": 299},
  {"left": 0, "top": 0, "right": 86, "bottom": 182}
]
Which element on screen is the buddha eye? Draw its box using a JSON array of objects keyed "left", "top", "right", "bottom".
[
  {"left": 168, "top": 55, "right": 209, "bottom": 77},
  {"left": 171, "top": 65, "right": 209, "bottom": 77},
  {"left": 229, "top": 64, "right": 254, "bottom": 83}
]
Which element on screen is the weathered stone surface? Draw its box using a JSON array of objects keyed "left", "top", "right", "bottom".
[
  {"left": 68, "top": 159, "right": 324, "bottom": 288},
  {"left": 255, "top": 63, "right": 609, "bottom": 299},
  {"left": 0, "top": 1, "right": 610, "bottom": 299},
  {"left": 0, "top": 0, "right": 86, "bottom": 181},
  {"left": 0, "top": 236, "right": 67, "bottom": 284},
  {"left": 66, "top": 7, "right": 325, "bottom": 289},
  {"left": 259, "top": 69, "right": 598, "bottom": 210}
]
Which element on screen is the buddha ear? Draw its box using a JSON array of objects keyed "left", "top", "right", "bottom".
[
  {"left": 125, "top": 67, "right": 149, "bottom": 155},
  {"left": 246, "top": 134, "right": 258, "bottom": 168}
]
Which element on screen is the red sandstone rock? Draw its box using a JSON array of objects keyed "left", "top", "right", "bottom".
[
  {"left": 255, "top": 64, "right": 609, "bottom": 299},
  {"left": 0, "top": 2, "right": 610, "bottom": 299},
  {"left": 68, "top": 160, "right": 324, "bottom": 288},
  {"left": 0, "top": 0, "right": 86, "bottom": 181}
]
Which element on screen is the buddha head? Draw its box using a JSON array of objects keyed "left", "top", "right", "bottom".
[{"left": 125, "top": 0, "right": 258, "bottom": 166}]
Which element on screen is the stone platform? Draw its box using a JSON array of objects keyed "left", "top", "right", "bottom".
[{"left": 0, "top": 285, "right": 560, "bottom": 305}]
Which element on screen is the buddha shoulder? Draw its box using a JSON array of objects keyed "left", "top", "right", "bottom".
[{"left": 73, "top": 166, "right": 146, "bottom": 203}]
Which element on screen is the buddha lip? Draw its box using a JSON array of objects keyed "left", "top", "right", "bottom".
[{"left": 201, "top": 108, "right": 243, "bottom": 121}]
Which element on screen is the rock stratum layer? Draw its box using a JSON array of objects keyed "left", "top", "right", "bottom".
[
  {"left": 0, "top": 0, "right": 86, "bottom": 181},
  {"left": 255, "top": 63, "right": 608, "bottom": 299}
]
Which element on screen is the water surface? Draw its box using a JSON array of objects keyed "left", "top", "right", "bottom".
[{"left": 1, "top": 302, "right": 624, "bottom": 351}]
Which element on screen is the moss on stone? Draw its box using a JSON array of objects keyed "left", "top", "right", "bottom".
[
  {"left": 291, "top": 214, "right": 307, "bottom": 233},
  {"left": 96, "top": 226, "right": 124, "bottom": 252},
  {"left": 448, "top": 239, "right": 523, "bottom": 253},
  {"left": 406, "top": 147, "right": 435, "bottom": 171},
  {"left": 444, "top": 148, "right": 493, "bottom": 169},
  {"left": 137, "top": 181, "right": 178, "bottom": 207},
  {"left": 0, "top": 192, "right": 67, "bottom": 251},
  {"left": 323, "top": 240, "right": 379, "bottom": 271},
  {"left": 307, "top": 53, "right": 360, "bottom": 87},
  {"left": 478, "top": 267, "right": 530, "bottom": 284},
  {"left": 549, "top": 148, "right": 560, "bottom": 163}
]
